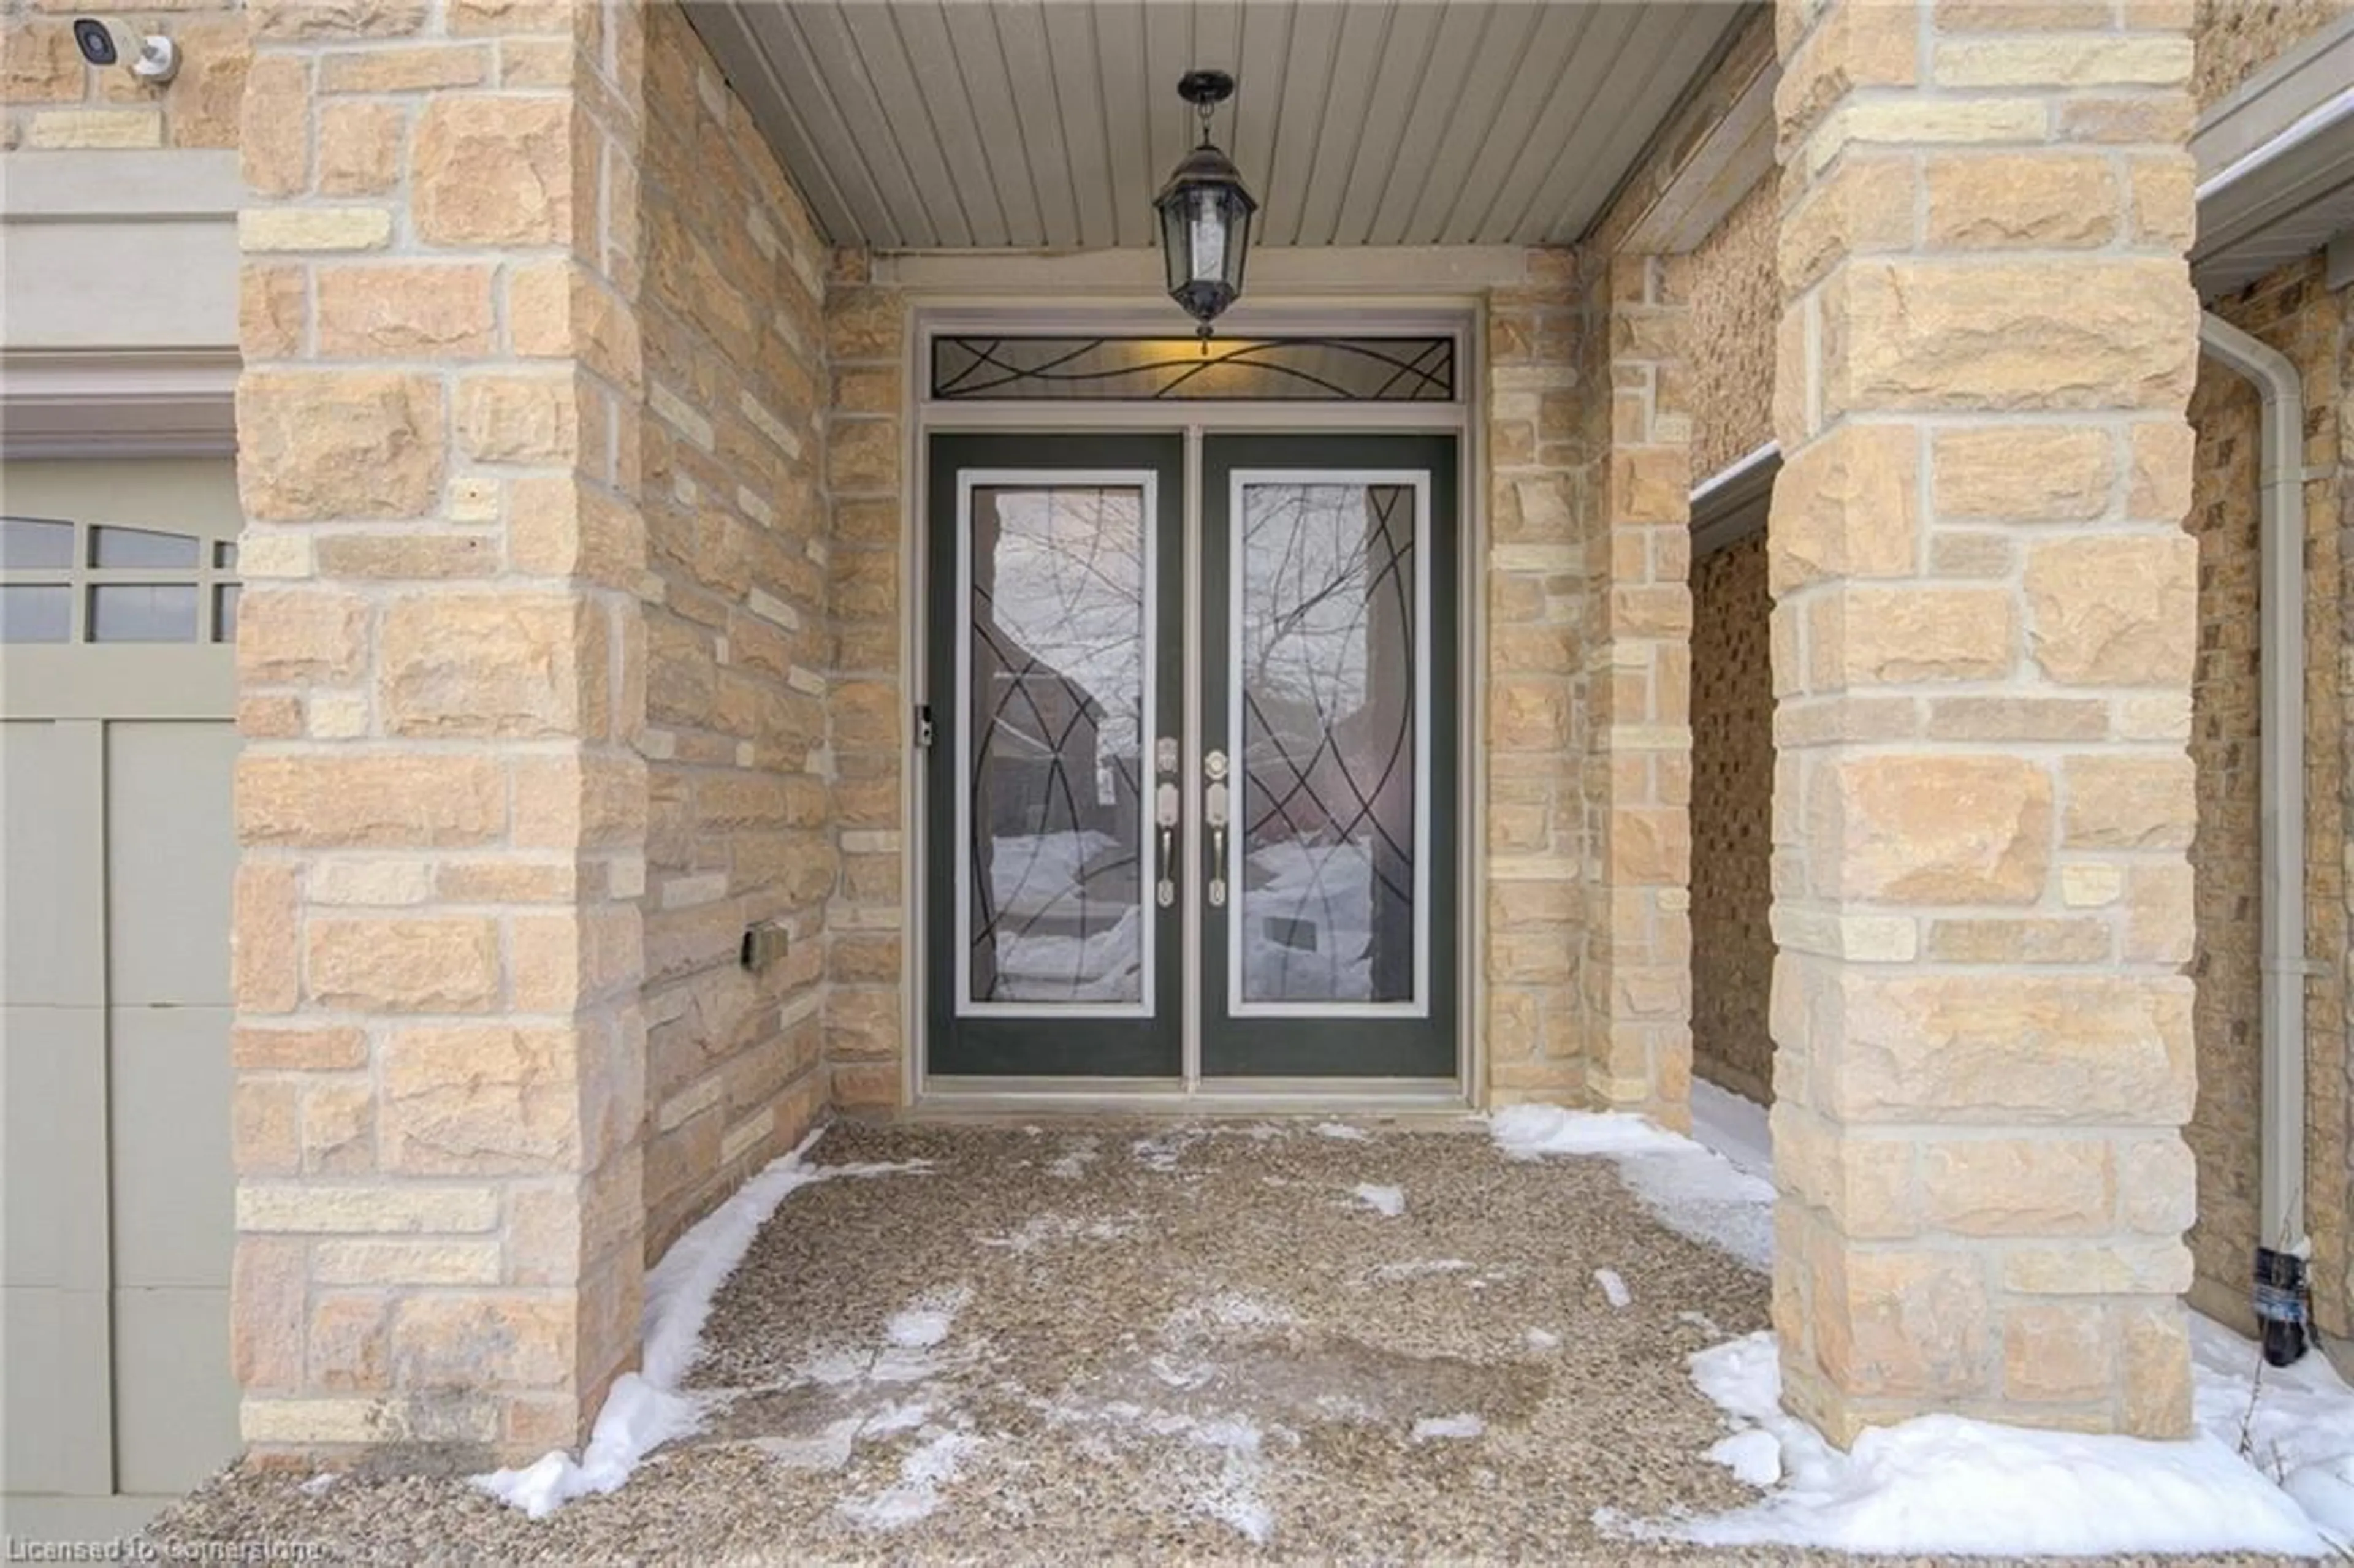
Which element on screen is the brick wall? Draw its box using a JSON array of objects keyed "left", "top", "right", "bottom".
[
  {"left": 2184, "top": 253, "right": 2351, "bottom": 1346},
  {"left": 1689, "top": 531, "right": 1774, "bottom": 1104},
  {"left": 634, "top": 6, "right": 832, "bottom": 1260},
  {"left": 2, "top": 0, "right": 246, "bottom": 150},
  {"left": 2193, "top": 0, "right": 2352, "bottom": 107},
  {"left": 1686, "top": 182, "right": 1778, "bottom": 483}
]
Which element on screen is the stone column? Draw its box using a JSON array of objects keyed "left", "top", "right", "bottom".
[
  {"left": 821, "top": 253, "right": 908, "bottom": 1109},
  {"left": 1581, "top": 253, "right": 1695, "bottom": 1123},
  {"left": 232, "top": 0, "right": 649, "bottom": 1464},
  {"left": 1484, "top": 251, "right": 1590, "bottom": 1102},
  {"left": 1485, "top": 249, "right": 1694, "bottom": 1120},
  {"left": 1769, "top": 0, "right": 2201, "bottom": 1441}
]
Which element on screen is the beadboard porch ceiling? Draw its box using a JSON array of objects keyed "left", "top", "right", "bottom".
[{"left": 684, "top": 1, "right": 1752, "bottom": 252}]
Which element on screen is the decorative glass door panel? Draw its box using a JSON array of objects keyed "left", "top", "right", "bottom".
[
  {"left": 1200, "top": 434, "right": 1458, "bottom": 1078},
  {"left": 924, "top": 430, "right": 1455, "bottom": 1082},
  {"left": 925, "top": 435, "right": 1184, "bottom": 1077}
]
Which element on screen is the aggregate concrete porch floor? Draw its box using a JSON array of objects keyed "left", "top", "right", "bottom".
[{"left": 148, "top": 1119, "right": 2288, "bottom": 1565}]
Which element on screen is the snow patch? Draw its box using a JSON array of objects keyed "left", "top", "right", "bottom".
[
  {"left": 1593, "top": 1268, "right": 1631, "bottom": 1309},
  {"left": 1173, "top": 1415, "right": 1273, "bottom": 1544},
  {"left": 1598, "top": 1328, "right": 2334, "bottom": 1557},
  {"left": 1687, "top": 1079, "right": 1772, "bottom": 1184},
  {"left": 1131, "top": 1127, "right": 1207, "bottom": 1171},
  {"left": 1369, "top": 1257, "right": 1474, "bottom": 1283},
  {"left": 1313, "top": 1121, "right": 1370, "bottom": 1142},
  {"left": 1411, "top": 1413, "right": 1485, "bottom": 1442},
  {"left": 1707, "top": 1428, "right": 1781, "bottom": 1488},
  {"left": 2192, "top": 1312, "right": 2354, "bottom": 1545},
  {"left": 1351, "top": 1183, "right": 1405, "bottom": 1217},
  {"left": 836, "top": 1428, "right": 982, "bottom": 1531},
  {"left": 1168, "top": 1292, "right": 1299, "bottom": 1337},
  {"left": 975, "top": 1211, "right": 1134, "bottom": 1253},
  {"left": 885, "top": 1285, "right": 972, "bottom": 1350},
  {"left": 1488, "top": 1103, "right": 1773, "bottom": 1269},
  {"left": 751, "top": 1416, "right": 863, "bottom": 1472},
  {"left": 1523, "top": 1328, "right": 1561, "bottom": 1352},
  {"left": 297, "top": 1474, "right": 338, "bottom": 1498},
  {"left": 1046, "top": 1135, "right": 1099, "bottom": 1181},
  {"left": 473, "top": 1132, "right": 928, "bottom": 1518}
]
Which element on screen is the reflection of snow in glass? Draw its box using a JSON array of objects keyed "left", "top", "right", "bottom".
[
  {"left": 1241, "top": 840, "right": 1373, "bottom": 1003},
  {"left": 1236, "top": 484, "right": 1415, "bottom": 1005},
  {"left": 983, "top": 832, "right": 1141, "bottom": 1004}
]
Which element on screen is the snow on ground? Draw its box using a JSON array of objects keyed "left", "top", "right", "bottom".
[
  {"left": 1045, "top": 1134, "right": 1099, "bottom": 1179},
  {"left": 1411, "top": 1414, "right": 1485, "bottom": 1442},
  {"left": 837, "top": 1429, "right": 984, "bottom": 1531},
  {"left": 974, "top": 1211, "right": 1135, "bottom": 1252},
  {"left": 1688, "top": 1078, "right": 1772, "bottom": 1184},
  {"left": 1488, "top": 1103, "right": 1773, "bottom": 1269},
  {"left": 1593, "top": 1268, "right": 1631, "bottom": 1309},
  {"left": 1599, "top": 1328, "right": 2335, "bottom": 1557},
  {"left": 2192, "top": 1312, "right": 2354, "bottom": 1542},
  {"left": 886, "top": 1285, "right": 973, "bottom": 1350},
  {"left": 1370, "top": 1257, "right": 1473, "bottom": 1281},
  {"left": 1504, "top": 1087, "right": 2354, "bottom": 1555},
  {"left": 1351, "top": 1182, "right": 1405, "bottom": 1217},
  {"left": 473, "top": 1132, "right": 929, "bottom": 1519},
  {"left": 1313, "top": 1121, "right": 1370, "bottom": 1141}
]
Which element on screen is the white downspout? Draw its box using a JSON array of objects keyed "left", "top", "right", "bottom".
[{"left": 2196, "top": 312, "right": 2312, "bottom": 1286}]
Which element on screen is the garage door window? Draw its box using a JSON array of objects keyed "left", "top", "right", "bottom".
[{"left": 0, "top": 515, "right": 238, "bottom": 643}]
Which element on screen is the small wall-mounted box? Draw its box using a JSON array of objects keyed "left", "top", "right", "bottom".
[{"left": 741, "top": 920, "right": 790, "bottom": 973}]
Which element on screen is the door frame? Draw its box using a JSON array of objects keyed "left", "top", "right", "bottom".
[{"left": 901, "top": 300, "right": 1489, "bottom": 1111}]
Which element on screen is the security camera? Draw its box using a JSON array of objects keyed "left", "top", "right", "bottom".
[{"left": 71, "top": 18, "right": 179, "bottom": 85}]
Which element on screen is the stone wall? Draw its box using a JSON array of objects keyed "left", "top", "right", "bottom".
[
  {"left": 1686, "top": 182, "right": 1780, "bottom": 483},
  {"left": 232, "top": 1, "right": 652, "bottom": 1462},
  {"left": 2193, "top": 0, "right": 2352, "bottom": 107},
  {"left": 2, "top": 0, "right": 246, "bottom": 150},
  {"left": 1689, "top": 531, "right": 1775, "bottom": 1104},
  {"left": 635, "top": 6, "right": 833, "bottom": 1260},
  {"left": 819, "top": 257, "right": 905, "bottom": 1110},
  {"left": 2183, "top": 252, "right": 2352, "bottom": 1347}
]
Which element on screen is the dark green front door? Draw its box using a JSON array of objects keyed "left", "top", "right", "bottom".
[{"left": 925, "top": 432, "right": 1458, "bottom": 1082}]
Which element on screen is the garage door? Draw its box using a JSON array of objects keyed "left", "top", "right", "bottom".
[{"left": 2, "top": 459, "right": 241, "bottom": 1537}]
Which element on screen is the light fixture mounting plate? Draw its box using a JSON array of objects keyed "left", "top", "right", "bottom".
[{"left": 1177, "top": 69, "right": 1235, "bottom": 108}]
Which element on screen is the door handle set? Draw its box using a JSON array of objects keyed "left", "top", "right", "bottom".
[
  {"left": 1203, "top": 749, "right": 1230, "bottom": 908},
  {"left": 1154, "top": 737, "right": 1180, "bottom": 908},
  {"left": 1152, "top": 740, "right": 1232, "bottom": 910}
]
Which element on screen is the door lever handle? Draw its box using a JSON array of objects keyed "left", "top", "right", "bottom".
[
  {"left": 1203, "top": 750, "right": 1230, "bottom": 908},
  {"left": 1154, "top": 781, "right": 1179, "bottom": 908}
]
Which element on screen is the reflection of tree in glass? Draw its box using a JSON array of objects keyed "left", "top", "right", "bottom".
[
  {"left": 968, "top": 487, "right": 1147, "bottom": 1004},
  {"left": 1238, "top": 484, "right": 1417, "bottom": 1004}
]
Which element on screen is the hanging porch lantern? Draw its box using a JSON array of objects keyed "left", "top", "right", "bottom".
[{"left": 1154, "top": 70, "right": 1256, "bottom": 339}]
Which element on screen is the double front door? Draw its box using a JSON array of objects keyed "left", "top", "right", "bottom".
[{"left": 924, "top": 432, "right": 1458, "bottom": 1081}]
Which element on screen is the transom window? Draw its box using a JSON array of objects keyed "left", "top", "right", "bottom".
[
  {"left": 0, "top": 516, "right": 240, "bottom": 644},
  {"left": 929, "top": 335, "right": 1458, "bottom": 403}
]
